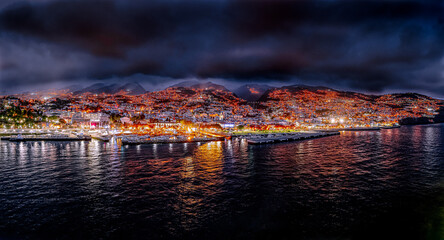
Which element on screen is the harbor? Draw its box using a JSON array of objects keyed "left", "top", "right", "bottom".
[{"left": 0, "top": 129, "right": 342, "bottom": 145}]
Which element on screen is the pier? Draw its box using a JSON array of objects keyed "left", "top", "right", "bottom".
[
  {"left": 121, "top": 136, "right": 224, "bottom": 145},
  {"left": 8, "top": 134, "right": 91, "bottom": 142},
  {"left": 240, "top": 131, "right": 340, "bottom": 145}
]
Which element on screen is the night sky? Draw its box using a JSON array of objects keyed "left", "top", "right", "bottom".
[{"left": 1, "top": 0, "right": 444, "bottom": 98}]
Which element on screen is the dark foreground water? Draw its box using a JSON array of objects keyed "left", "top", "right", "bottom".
[{"left": 1, "top": 124, "right": 443, "bottom": 240}]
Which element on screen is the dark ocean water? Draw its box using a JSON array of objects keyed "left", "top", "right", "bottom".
[{"left": 0, "top": 124, "right": 443, "bottom": 240}]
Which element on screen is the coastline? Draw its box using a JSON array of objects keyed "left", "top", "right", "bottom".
[{"left": 1, "top": 121, "right": 442, "bottom": 145}]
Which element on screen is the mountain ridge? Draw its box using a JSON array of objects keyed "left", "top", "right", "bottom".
[
  {"left": 73, "top": 82, "right": 147, "bottom": 95},
  {"left": 168, "top": 81, "right": 231, "bottom": 92}
]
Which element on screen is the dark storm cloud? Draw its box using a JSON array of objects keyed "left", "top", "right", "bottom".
[
  {"left": 1, "top": 0, "right": 444, "bottom": 97},
  {"left": 0, "top": 0, "right": 225, "bottom": 57}
]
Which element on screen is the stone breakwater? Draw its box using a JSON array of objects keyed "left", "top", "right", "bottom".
[
  {"left": 7, "top": 134, "right": 91, "bottom": 141},
  {"left": 238, "top": 131, "right": 340, "bottom": 145}
]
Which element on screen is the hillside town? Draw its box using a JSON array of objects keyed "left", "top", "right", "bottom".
[{"left": 1, "top": 82, "right": 442, "bottom": 136}]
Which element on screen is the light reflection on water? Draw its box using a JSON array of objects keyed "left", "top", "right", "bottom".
[{"left": 0, "top": 124, "right": 443, "bottom": 240}]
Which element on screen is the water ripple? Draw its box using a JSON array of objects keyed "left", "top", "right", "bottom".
[{"left": 0, "top": 124, "right": 443, "bottom": 239}]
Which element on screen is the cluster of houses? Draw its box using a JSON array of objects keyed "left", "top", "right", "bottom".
[
  {"left": 41, "top": 110, "right": 190, "bottom": 130},
  {"left": 43, "top": 111, "right": 111, "bottom": 128}
]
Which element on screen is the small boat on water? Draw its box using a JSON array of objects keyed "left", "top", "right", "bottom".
[
  {"left": 0, "top": 136, "right": 12, "bottom": 140},
  {"left": 91, "top": 135, "right": 111, "bottom": 142}
]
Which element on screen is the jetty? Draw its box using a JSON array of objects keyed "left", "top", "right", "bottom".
[
  {"left": 8, "top": 134, "right": 91, "bottom": 142},
  {"left": 241, "top": 131, "right": 340, "bottom": 145},
  {"left": 321, "top": 127, "right": 381, "bottom": 132}
]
